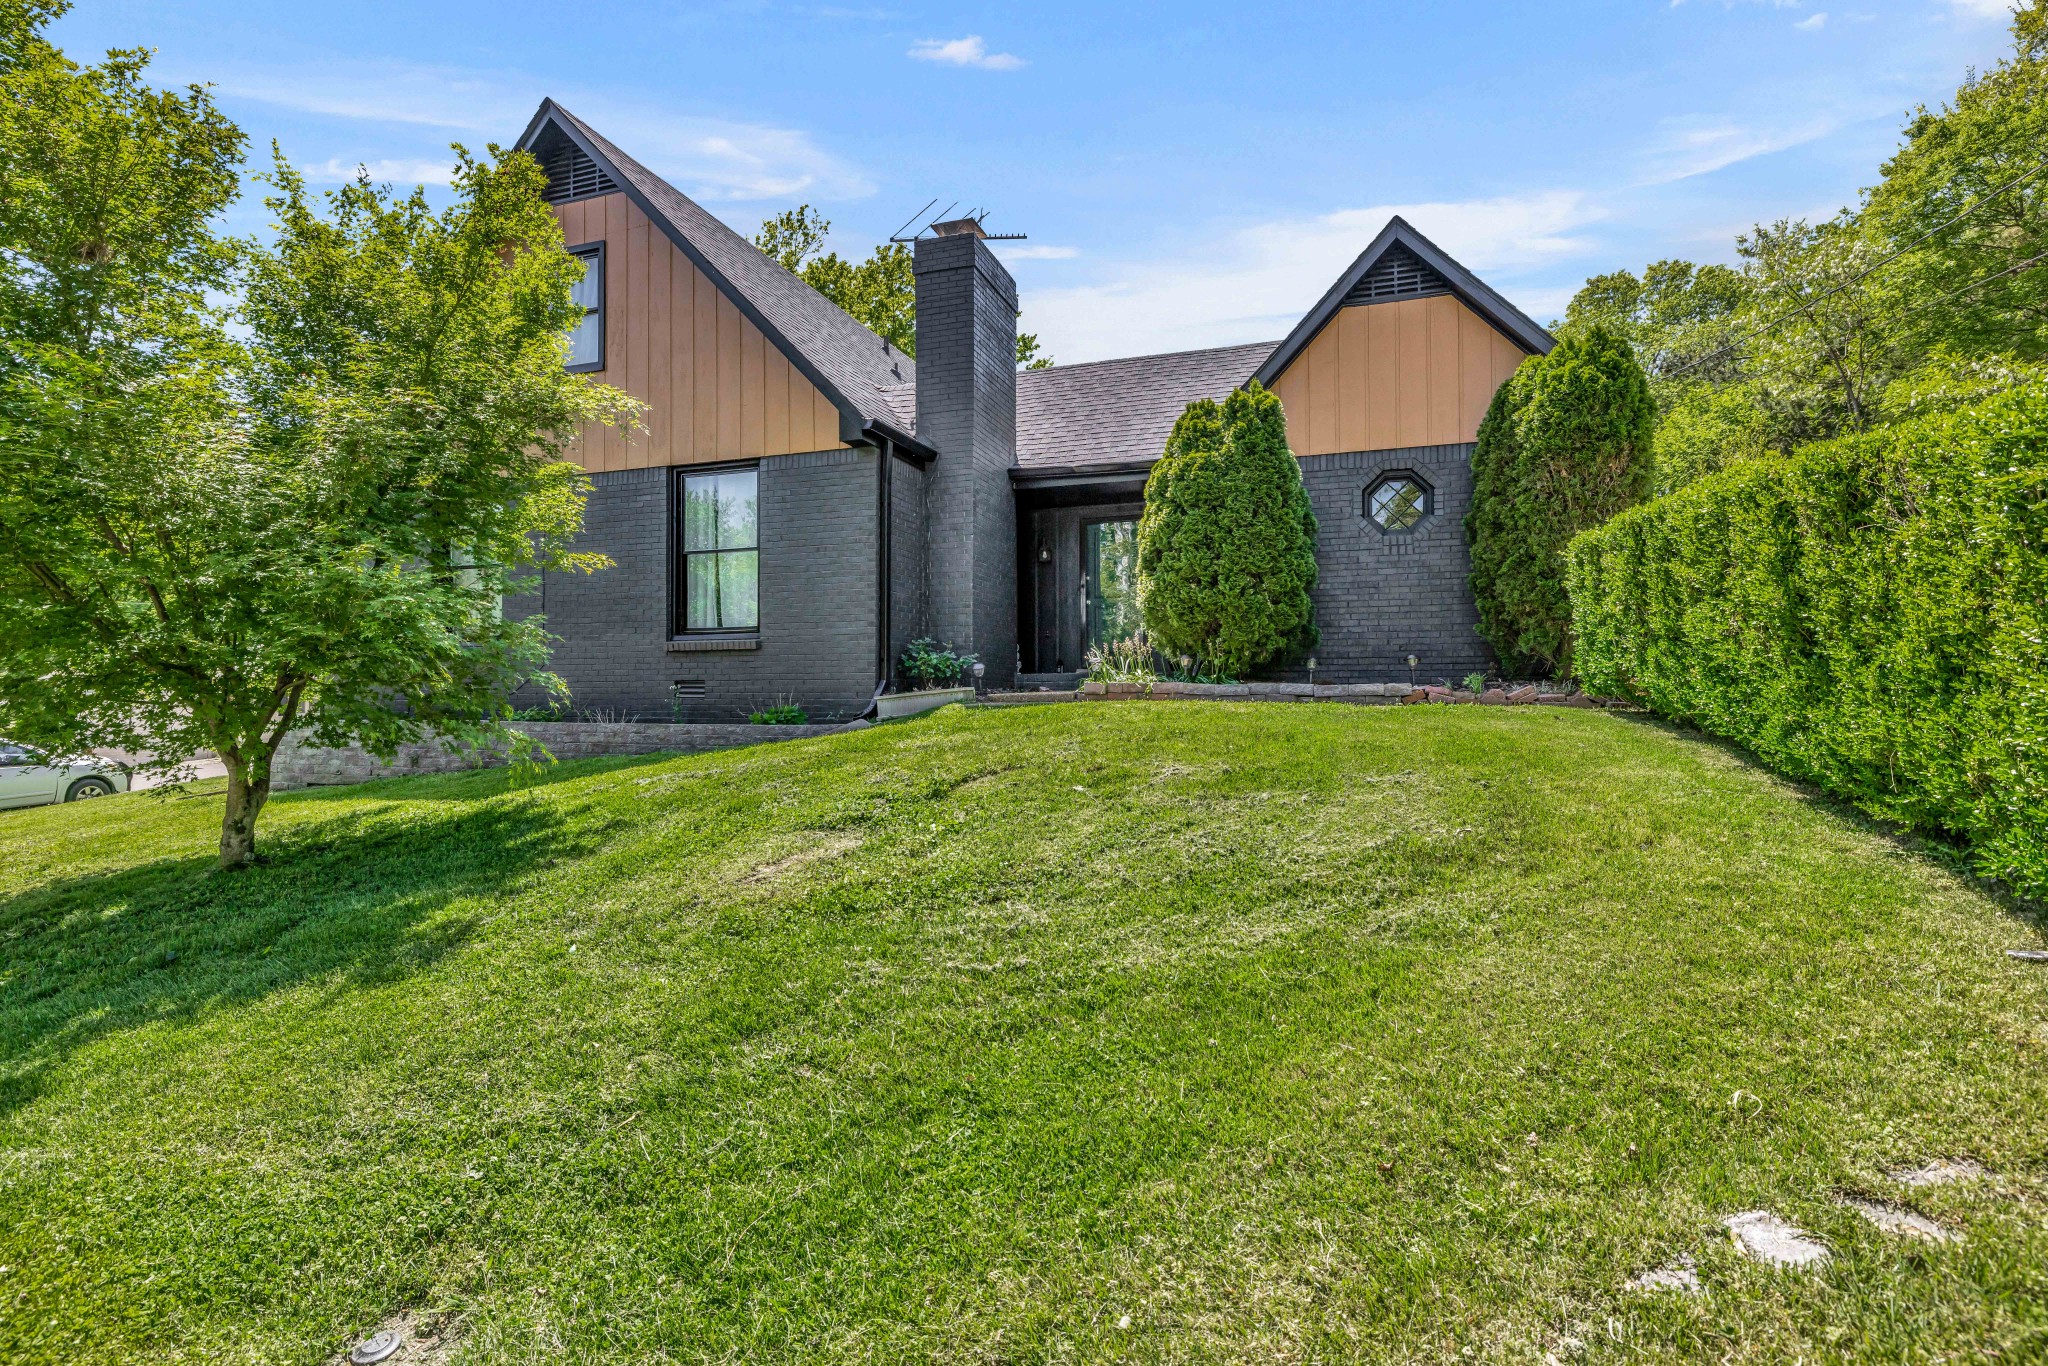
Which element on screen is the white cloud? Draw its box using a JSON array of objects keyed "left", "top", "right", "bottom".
[
  {"left": 218, "top": 62, "right": 525, "bottom": 131},
  {"left": 1794, "top": 11, "right": 1829, "bottom": 28},
  {"left": 1022, "top": 191, "right": 1601, "bottom": 362},
  {"left": 300, "top": 157, "right": 457, "bottom": 186},
  {"left": 996, "top": 243, "right": 1079, "bottom": 260},
  {"left": 908, "top": 36, "right": 1025, "bottom": 70},
  {"left": 1635, "top": 114, "right": 1839, "bottom": 184},
  {"left": 215, "top": 61, "right": 872, "bottom": 202}
]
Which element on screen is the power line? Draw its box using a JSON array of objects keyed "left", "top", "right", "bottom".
[
  {"left": 1652, "top": 247, "right": 2048, "bottom": 399},
  {"left": 1662, "top": 152, "right": 2048, "bottom": 379}
]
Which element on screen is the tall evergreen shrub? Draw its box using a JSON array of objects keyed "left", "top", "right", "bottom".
[
  {"left": 1466, "top": 325, "right": 1655, "bottom": 675},
  {"left": 1568, "top": 381, "right": 2048, "bottom": 899},
  {"left": 1137, "top": 382, "right": 1318, "bottom": 676}
]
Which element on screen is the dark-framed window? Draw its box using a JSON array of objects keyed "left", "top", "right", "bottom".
[
  {"left": 566, "top": 241, "right": 605, "bottom": 373},
  {"left": 676, "top": 465, "right": 759, "bottom": 632},
  {"left": 1365, "top": 471, "right": 1433, "bottom": 533}
]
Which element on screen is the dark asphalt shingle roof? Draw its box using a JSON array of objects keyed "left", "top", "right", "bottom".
[
  {"left": 533, "top": 104, "right": 916, "bottom": 436},
  {"left": 1014, "top": 341, "right": 1278, "bottom": 472}
]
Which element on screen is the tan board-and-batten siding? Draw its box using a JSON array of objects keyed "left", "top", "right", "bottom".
[
  {"left": 1267, "top": 294, "right": 1531, "bottom": 455},
  {"left": 553, "top": 193, "right": 848, "bottom": 472}
]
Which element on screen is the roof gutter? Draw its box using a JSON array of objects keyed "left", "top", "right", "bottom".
[{"left": 862, "top": 418, "right": 936, "bottom": 464}]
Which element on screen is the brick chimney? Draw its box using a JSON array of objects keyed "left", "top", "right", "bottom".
[{"left": 914, "top": 222, "right": 1018, "bottom": 687}]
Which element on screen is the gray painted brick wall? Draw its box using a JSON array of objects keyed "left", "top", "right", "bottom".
[
  {"left": 507, "top": 450, "right": 883, "bottom": 722},
  {"left": 888, "top": 455, "right": 929, "bottom": 668},
  {"left": 914, "top": 233, "right": 1019, "bottom": 686},
  {"left": 1291, "top": 443, "right": 1496, "bottom": 683}
]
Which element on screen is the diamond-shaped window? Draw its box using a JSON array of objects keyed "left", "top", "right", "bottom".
[{"left": 1366, "top": 473, "right": 1431, "bottom": 532}]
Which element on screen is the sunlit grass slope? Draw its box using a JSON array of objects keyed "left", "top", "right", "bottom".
[{"left": 1, "top": 703, "right": 2044, "bottom": 1363}]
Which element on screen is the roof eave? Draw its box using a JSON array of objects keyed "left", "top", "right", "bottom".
[
  {"left": 863, "top": 418, "right": 937, "bottom": 464},
  {"left": 518, "top": 101, "right": 891, "bottom": 436},
  {"left": 1010, "top": 457, "right": 1158, "bottom": 488}
]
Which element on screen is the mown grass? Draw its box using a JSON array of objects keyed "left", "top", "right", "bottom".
[{"left": 1, "top": 702, "right": 2044, "bottom": 1364}]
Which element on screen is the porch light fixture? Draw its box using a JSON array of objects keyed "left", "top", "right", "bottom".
[{"left": 1037, "top": 542, "right": 1051, "bottom": 563}]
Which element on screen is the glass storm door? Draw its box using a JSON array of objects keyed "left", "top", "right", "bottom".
[{"left": 1084, "top": 519, "right": 1142, "bottom": 649}]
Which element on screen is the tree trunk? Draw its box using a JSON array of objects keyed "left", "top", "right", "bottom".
[
  {"left": 214, "top": 682, "right": 303, "bottom": 870},
  {"left": 219, "top": 760, "right": 271, "bottom": 869}
]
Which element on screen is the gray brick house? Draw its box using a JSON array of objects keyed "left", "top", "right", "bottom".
[{"left": 508, "top": 101, "right": 1554, "bottom": 721}]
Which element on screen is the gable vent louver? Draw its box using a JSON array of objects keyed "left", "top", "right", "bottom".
[
  {"left": 540, "top": 142, "right": 618, "bottom": 204},
  {"left": 1343, "top": 244, "right": 1450, "bottom": 305}
]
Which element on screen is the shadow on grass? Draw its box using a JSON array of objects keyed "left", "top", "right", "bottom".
[
  {"left": 1605, "top": 708, "right": 2048, "bottom": 925},
  {"left": 0, "top": 783, "right": 612, "bottom": 1119}
]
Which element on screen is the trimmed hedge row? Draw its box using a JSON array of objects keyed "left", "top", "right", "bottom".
[{"left": 1567, "top": 382, "right": 2048, "bottom": 899}]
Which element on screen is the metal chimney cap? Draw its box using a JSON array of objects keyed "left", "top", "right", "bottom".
[{"left": 929, "top": 216, "right": 988, "bottom": 239}]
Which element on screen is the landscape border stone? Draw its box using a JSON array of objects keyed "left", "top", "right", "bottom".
[{"left": 1061, "top": 679, "right": 1605, "bottom": 707}]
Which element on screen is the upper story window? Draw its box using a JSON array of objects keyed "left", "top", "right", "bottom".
[
  {"left": 679, "top": 467, "right": 759, "bottom": 632},
  {"left": 566, "top": 243, "right": 604, "bottom": 372}
]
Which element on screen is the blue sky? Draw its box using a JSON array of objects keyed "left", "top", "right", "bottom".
[{"left": 54, "top": 0, "right": 2024, "bottom": 362}]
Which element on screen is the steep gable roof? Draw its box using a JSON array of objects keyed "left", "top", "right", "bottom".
[
  {"left": 1251, "top": 216, "right": 1553, "bottom": 389},
  {"left": 516, "top": 100, "right": 923, "bottom": 452}
]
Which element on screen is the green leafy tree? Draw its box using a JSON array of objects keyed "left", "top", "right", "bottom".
[
  {"left": 1561, "top": 258, "right": 1752, "bottom": 384},
  {"left": 756, "top": 204, "right": 1052, "bottom": 369},
  {"left": 1557, "top": 4, "right": 2048, "bottom": 497},
  {"left": 1864, "top": 0, "right": 2048, "bottom": 362},
  {"left": 1137, "top": 382, "right": 1318, "bottom": 676},
  {"left": 1735, "top": 214, "right": 1908, "bottom": 442},
  {"left": 1562, "top": 259, "right": 1762, "bottom": 494},
  {"left": 0, "top": 5, "right": 632, "bottom": 866},
  {"left": 1466, "top": 325, "right": 1653, "bottom": 677}
]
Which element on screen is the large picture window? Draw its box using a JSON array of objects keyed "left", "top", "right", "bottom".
[
  {"left": 566, "top": 243, "right": 604, "bottom": 372},
  {"left": 680, "top": 468, "right": 759, "bottom": 632}
]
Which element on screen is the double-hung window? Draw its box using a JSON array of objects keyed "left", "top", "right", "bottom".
[
  {"left": 679, "top": 468, "right": 759, "bottom": 632},
  {"left": 566, "top": 243, "right": 604, "bottom": 372}
]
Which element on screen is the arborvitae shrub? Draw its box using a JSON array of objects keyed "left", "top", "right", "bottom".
[
  {"left": 1466, "top": 325, "right": 1654, "bottom": 676},
  {"left": 1568, "top": 381, "right": 2048, "bottom": 900},
  {"left": 1137, "top": 382, "right": 1318, "bottom": 677}
]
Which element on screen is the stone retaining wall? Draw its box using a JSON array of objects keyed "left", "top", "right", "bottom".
[{"left": 272, "top": 719, "right": 858, "bottom": 790}]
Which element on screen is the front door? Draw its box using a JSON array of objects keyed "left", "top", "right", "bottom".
[{"left": 1083, "top": 519, "right": 1142, "bottom": 650}]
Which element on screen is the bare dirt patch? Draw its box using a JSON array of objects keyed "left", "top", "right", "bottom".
[
  {"left": 1838, "top": 1195, "right": 1956, "bottom": 1242},
  {"left": 327, "top": 1309, "right": 462, "bottom": 1365},
  {"left": 738, "top": 832, "right": 863, "bottom": 885}
]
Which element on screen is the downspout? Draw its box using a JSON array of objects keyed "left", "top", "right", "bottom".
[{"left": 876, "top": 435, "right": 893, "bottom": 698}]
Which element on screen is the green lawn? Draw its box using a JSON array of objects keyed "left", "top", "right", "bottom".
[{"left": 2, "top": 703, "right": 2044, "bottom": 1364}]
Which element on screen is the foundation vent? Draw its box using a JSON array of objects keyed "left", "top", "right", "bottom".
[
  {"left": 672, "top": 679, "right": 707, "bottom": 699},
  {"left": 1344, "top": 244, "right": 1450, "bottom": 305}
]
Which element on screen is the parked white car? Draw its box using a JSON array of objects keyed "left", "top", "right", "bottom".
[{"left": 0, "top": 741, "right": 130, "bottom": 809}]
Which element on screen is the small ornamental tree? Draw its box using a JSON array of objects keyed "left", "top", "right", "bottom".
[
  {"left": 1465, "top": 324, "right": 1654, "bottom": 676},
  {"left": 1137, "top": 382, "right": 1318, "bottom": 677},
  {"left": 0, "top": 5, "right": 634, "bottom": 866}
]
